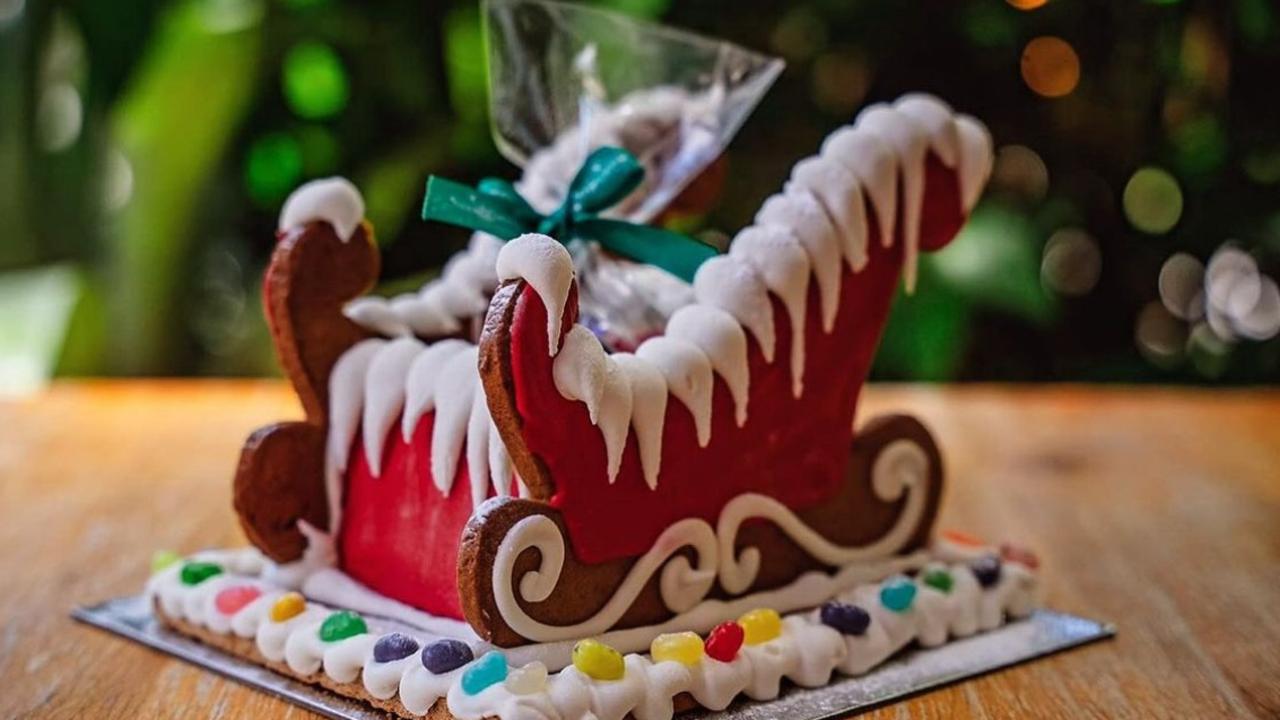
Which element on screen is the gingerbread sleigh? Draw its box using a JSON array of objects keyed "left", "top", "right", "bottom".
[
  {"left": 236, "top": 90, "right": 1002, "bottom": 650},
  {"left": 142, "top": 80, "right": 1050, "bottom": 718}
]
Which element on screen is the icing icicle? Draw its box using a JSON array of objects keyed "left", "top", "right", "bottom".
[{"left": 503, "top": 95, "right": 993, "bottom": 487}]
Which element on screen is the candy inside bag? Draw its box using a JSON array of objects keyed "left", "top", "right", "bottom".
[{"left": 483, "top": 0, "right": 782, "bottom": 350}]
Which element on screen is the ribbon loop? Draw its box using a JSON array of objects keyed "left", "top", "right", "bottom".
[{"left": 421, "top": 147, "right": 717, "bottom": 282}]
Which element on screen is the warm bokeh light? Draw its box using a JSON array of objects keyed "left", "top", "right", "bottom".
[
  {"left": 282, "top": 42, "right": 349, "bottom": 120},
  {"left": 1021, "top": 36, "right": 1079, "bottom": 98},
  {"left": 811, "top": 49, "right": 870, "bottom": 116},
  {"left": 1135, "top": 301, "right": 1185, "bottom": 368},
  {"left": 1123, "top": 167, "right": 1183, "bottom": 234},
  {"left": 1041, "top": 228, "right": 1101, "bottom": 297},
  {"left": 1007, "top": 0, "right": 1048, "bottom": 10},
  {"left": 992, "top": 144, "right": 1049, "bottom": 200},
  {"left": 1158, "top": 252, "right": 1204, "bottom": 321}
]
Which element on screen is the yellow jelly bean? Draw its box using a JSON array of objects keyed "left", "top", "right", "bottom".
[
  {"left": 270, "top": 591, "right": 306, "bottom": 622},
  {"left": 738, "top": 608, "right": 782, "bottom": 645},
  {"left": 650, "top": 631, "right": 704, "bottom": 666},
  {"left": 572, "top": 639, "right": 625, "bottom": 681}
]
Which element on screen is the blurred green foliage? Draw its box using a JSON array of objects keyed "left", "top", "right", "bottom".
[{"left": 1, "top": 0, "right": 1278, "bottom": 392}]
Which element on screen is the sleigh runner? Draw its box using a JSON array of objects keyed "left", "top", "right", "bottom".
[{"left": 234, "top": 94, "right": 994, "bottom": 652}]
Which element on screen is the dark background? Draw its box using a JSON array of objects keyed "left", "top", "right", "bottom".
[{"left": 2, "top": 0, "right": 1277, "bottom": 391}]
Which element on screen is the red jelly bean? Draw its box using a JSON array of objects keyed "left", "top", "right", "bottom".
[
  {"left": 1000, "top": 543, "right": 1040, "bottom": 570},
  {"left": 704, "top": 621, "right": 745, "bottom": 662},
  {"left": 215, "top": 585, "right": 262, "bottom": 615}
]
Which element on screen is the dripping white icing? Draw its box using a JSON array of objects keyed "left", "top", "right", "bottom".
[
  {"left": 498, "top": 96, "right": 994, "bottom": 486},
  {"left": 279, "top": 177, "right": 365, "bottom": 242},
  {"left": 495, "top": 234, "right": 575, "bottom": 355}
]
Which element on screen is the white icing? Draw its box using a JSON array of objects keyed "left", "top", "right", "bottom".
[
  {"left": 147, "top": 541, "right": 1037, "bottom": 720},
  {"left": 610, "top": 353, "right": 668, "bottom": 489},
  {"left": 693, "top": 255, "right": 776, "bottom": 362},
  {"left": 665, "top": 305, "right": 749, "bottom": 426},
  {"left": 729, "top": 225, "right": 811, "bottom": 397},
  {"left": 363, "top": 337, "right": 425, "bottom": 476},
  {"left": 495, "top": 234, "right": 574, "bottom": 355},
  {"left": 431, "top": 346, "right": 480, "bottom": 495},
  {"left": 402, "top": 339, "right": 471, "bottom": 439},
  {"left": 279, "top": 177, "right": 365, "bottom": 242},
  {"left": 635, "top": 337, "right": 714, "bottom": 447},
  {"left": 954, "top": 114, "right": 994, "bottom": 213},
  {"left": 855, "top": 104, "right": 929, "bottom": 292},
  {"left": 820, "top": 126, "right": 898, "bottom": 248},
  {"left": 894, "top": 94, "right": 961, "bottom": 168},
  {"left": 326, "top": 339, "right": 386, "bottom": 534},
  {"left": 756, "top": 190, "right": 847, "bottom": 329},
  {"left": 786, "top": 156, "right": 869, "bottom": 272}
]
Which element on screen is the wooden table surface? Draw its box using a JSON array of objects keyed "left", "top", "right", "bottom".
[{"left": 1, "top": 381, "right": 1278, "bottom": 719}]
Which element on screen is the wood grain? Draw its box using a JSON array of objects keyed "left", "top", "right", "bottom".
[{"left": 1, "top": 381, "right": 1277, "bottom": 719}]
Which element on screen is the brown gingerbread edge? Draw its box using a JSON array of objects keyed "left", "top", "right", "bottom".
[{"left": 233, "top": 220, "right": 380, "bottom": 563}]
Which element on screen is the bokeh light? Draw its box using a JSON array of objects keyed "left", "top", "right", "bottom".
[
  {"left": 1135, "top": 301, "right": 1185, "bottom": 368},
  {"left": 0, "top": 0, "right": 24, "bottom": 26},
  {"left": 1187, "top": 323, "right": 1231, "bottom": 378},
  {"left": 244, "top": 132, "right": 303, "bottom": 205},
  {"left": 36, "top": 83, "right": 82, "bottom": 152},
  {"left": 1021, "top": 36, "right": 1079, "bottom": 98},
  {"left": 1007, "top": 0, "right": 1047, "bottom": 9},
  {"left": 102, "top": 148, "right": 134, "bottom": 212},
  {"left": 992, "top": 144, "right": 1049, "bottom": 201},
  {"left": 1041, "top": 228, "right": 1101, "bottom": 296},
  {"left": 811, "top": 48, "right": 870, "bottom": 116},
  {"left": 282, "top": 41, "right": 349, "bottom": 120},
  {"left": 770, "top": 7, "right": 827, "bottom": 61},
  {"left": 1122, "top": 167, "right": 1183, "bottom": 234},
  {"left": 1158, "top": 252, "right": 1204, "bottom": 320}
]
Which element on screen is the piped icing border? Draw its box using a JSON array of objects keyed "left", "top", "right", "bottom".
[
  {"left": 496, "top": 94, "right": 993, "bottom": 488},
  {"left": 149, "top": 535, "right": 1037, "bottom": 720}
]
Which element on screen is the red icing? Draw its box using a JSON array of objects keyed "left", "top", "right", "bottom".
[
  {"left": 704, "top": 621, "right": 745, "bottom": 662},
  {"left": 509, "top": 155, "right": 964, "bottom": 566},
  {"left": 339, "top": 413, "right": 479, "bottom": 620},
  {"left": 331, "top": 154, "right": 966, "bottom": 619}
]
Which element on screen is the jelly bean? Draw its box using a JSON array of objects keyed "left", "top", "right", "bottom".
[
  {"left": 214, "top": 585, "right": 262, "bottom": 615},
  {"left": 738, "top": 608, "right": 782, "bottom": 645},
  {"left": 941, "top": 529, "right": 986, "bottom": 547},
  {"left": 971, "top": 555, "right": 1003, "bottom": 588},
  {"left": 180, "top": 561, "right": 223, "bottom": 586},
  {"left": 650, "top": 631, "right": 704, "bottom": 666},
  {"left": 319, "top": 610, "right": 367, "bottom": 642},
  {"left": 922, "top": 567, "right": 954, "bottom": 594},
  {"left": 270, "top": 591, "right": 306, "bottom": 622},
  {"left": 704, "top": 621, "right": 745, "bottom": 662},
  {"left": 504, "top": 661, "right": 548, "bottom": 695},
  {"left": 1000, "top": 543, "right": 1040, "bottom": 570},
  {"left": 880, "top": 576, "right": 917, "bottom": 613},
  {"left": 421, "top": 639, "right": 474, "bottom": 674},
  {"left": 461, "top": 651, "right": 508, "bottom": 695},
  {"left": 572, "top": 639, "right": 625, "bottom": 681},
  {"left": 373, "top": 633, "right": 420, "bottom": 663},
  {"left": 819, "top": 601, "right": 871, "bottom": 636},
  {"left": 151, "top": 550, "right": 181, "bottom": 574}
]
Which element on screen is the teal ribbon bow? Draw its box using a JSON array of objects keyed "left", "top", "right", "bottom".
[{"left": 420, "top": 146, "right": 718, "bottom": 283}]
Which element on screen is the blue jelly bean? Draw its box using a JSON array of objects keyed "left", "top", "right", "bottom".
[
  {"left": 879, "top": 576, "right": 917, "bottom": 613},
  {"left": 373, "top": 633, "right": 420, "bottom": 663},
  {"left": 971, "top": 555, "right": 1003, "bottom": 588},
  {"left": 461, "top": 651, "right": 508, "bottom": 695},
  {"left": 421, "top": 639, "right": 474, "bottom": 675},
  {"left": 819, "top": 601, "right": 871, "bottom": 636}
]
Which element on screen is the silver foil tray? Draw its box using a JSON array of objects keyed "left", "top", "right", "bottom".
[{"left": 74, "top": 595, "right": 1113, "bottom": 720}]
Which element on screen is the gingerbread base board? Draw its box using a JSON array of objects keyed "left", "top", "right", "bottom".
[{"left": 75, "top": 595, "right": 1112, "bottom": 720}]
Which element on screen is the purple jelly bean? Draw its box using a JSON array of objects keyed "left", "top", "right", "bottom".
[
  {"left": 373, "top": 632, "right": 420, "bottom": 663},
  {"left": 819, "top": 601, "right": 871, "bottom": 636},
  {"left": 421, "top": 638, "right": 474, "bottom": 674},
  {"left": 971, "top": 555, "right": 1003, "bottom": 588}
]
